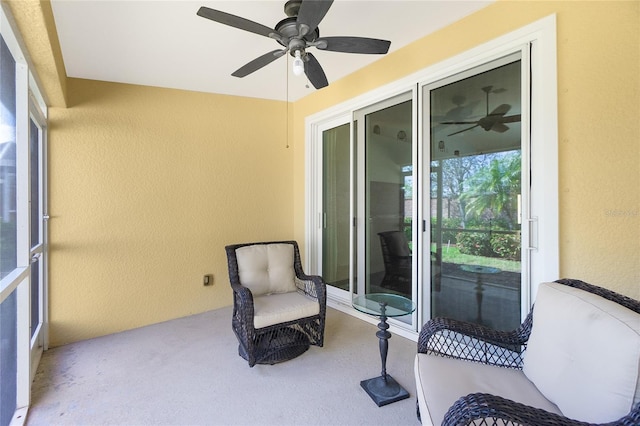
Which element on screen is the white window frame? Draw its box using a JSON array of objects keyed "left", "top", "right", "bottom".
[
  {"left": 0, "top": 3, "right": 48, "bottom": 424},
  {"left": 28, "top": 98, "right": 48, "bottom": 383},
  {"left": 305, "top": 15, "right": 558, "bottom": 340}
]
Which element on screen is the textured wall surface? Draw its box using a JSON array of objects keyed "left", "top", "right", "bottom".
[
  {"left": 48, "top": 80, "right": 291, "bottom": 346},
  {"left": 293, "top": 1, "right": 640, "bottom": 299},
  {"left": 5, "top": 0, "right": 68, "bottom": 106}
]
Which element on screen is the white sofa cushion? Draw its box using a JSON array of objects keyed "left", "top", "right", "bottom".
[
  {"left": 415, "top": 353, "right": 562, "bottom": 426},
  {"left": 236, "top": 244, "right": 297, "bottom": 296},
  {"left": 253, "top": 291, "right": 320, "bottom": 329},
  {"left": 523, "top": 282, "right": 640, "bottom": 423}
]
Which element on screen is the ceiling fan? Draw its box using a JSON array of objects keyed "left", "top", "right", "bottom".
[
  {"left": 196, "top": 0, "right": 391, "bottom": 90},
  {"left": 441, "top": 86, "right": 521, "bottom": 137}
]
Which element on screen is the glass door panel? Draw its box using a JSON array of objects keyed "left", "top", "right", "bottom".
[
  {"left": 426, "top": 57, "right": 523, "bottom": 331},
  {"left": 355, "top": 93, "right": 414, "bottom": 306},
  {"left": 322, "top": 123, "right": 351, "bottom": 293}
]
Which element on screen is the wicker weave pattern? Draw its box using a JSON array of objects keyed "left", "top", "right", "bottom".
[
  {"left": 226, "top": 241, "right": 326, "bottom": 367},
  {"left": 417, "top": 279, "right": 640, "bottom": 425},
  {"left": 417, "top": 314, "right": 532, "bottom": 369}
]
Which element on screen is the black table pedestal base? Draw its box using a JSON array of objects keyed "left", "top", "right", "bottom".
[
  {"left": 360, "top": 374, "right": 410, "bottom": 407},
  {"left": 352, "top": 294, "right": 415, "bottom": 407}
]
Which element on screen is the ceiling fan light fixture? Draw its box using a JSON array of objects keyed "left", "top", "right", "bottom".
[{"left": 292, "top": 50, "right": 305, "bottom": 76}]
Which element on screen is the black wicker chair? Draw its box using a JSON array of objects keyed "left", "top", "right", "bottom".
[
  {"left": 416, "top": 278, "right": 640, "bottom": 425},
  {"left": 378, "top": 231, "right": 412, "bottom": 294},
  {"left": 225, "top": 241, "right": 326, "bottom": 367}
]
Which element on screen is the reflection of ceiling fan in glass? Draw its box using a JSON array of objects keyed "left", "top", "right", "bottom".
[{"left": 441, "top": 86, "right": 521, "bottom": 136}]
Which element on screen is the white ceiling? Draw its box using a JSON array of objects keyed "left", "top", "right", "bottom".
[{"left": 50, "top": 0, "right": 494, "bottom": 102}]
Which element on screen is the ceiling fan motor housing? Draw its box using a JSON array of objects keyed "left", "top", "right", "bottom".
[{"left": 275, "top": 16, "right": 319, "bottom": 57}]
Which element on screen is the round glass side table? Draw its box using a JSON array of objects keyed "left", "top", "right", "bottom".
[{"left": 352, "top": 293, "right": 416, "bottom": 407}]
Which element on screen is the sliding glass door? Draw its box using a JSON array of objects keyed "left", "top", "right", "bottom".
[
  {"left": 354, "top": 91, "right": 416, "bottom": 327},
  {"left": 424, "top": 54, "right": 525, "bottom": 331},
  {"left": 309, "top": 19, "right": 557, "bottom": 339},
  {"left": 322, "top": 122, "right": 352, "bottom": 294},
  {"left": 317, "top": 55, "right": 528, "bottom": 334},
  {"left": 315, "top": 56, "right": 528, "bottom": 334},
  {"left": 318, "top": 92, "right": 416, "bottom": 326}
]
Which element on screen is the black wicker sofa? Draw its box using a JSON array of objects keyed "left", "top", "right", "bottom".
[{"left": 415, "top": 279, "right": 640, "bottom": 425}]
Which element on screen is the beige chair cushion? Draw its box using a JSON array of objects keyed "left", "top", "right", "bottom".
[
  {"left": 415, "top": 353, "right": 562, "bottom": 426},
  {"left": 523, "top": 282, "right": 640, "bottom": 423},
  {"left": 236, "top": 244, "right": 297, "bottom": 296},
  {"left": 253, "top": 291, "right": 320, "bottom": 329}
]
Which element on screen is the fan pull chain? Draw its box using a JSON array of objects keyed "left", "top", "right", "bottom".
[{"left": 286, "top": 53, "right": 290, "bottom": 149}]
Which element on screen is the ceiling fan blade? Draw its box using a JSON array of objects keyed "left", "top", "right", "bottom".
[
  {"left": 488, "top": 103, "right": 511, "bottom": 117},
  {"left": 231, "top": 50, "right": 287, "bottom": 78},
  {"left": 197, "top": 7, "right": 280, "bottom": 39},
  {"left": 297, "top": 0, "right": 334, "bottom": 36},
  {"left": 491, "top": 122, "right": 510, "bottom": 133},
  {"left": 448, "top": 124, "right": 479, "bottom": 137},
  {"left": 444, "top": 101, "right": 479, "bottom": 121},
  {"left": 440, "top": 120, "right": 477, "bottom": 125},
  {"left": 316, "top": 37, "right": 391, "bottom": 54},
  {"left": 499, "top": 114, "right": 521, "bottom": 124},
  {"left": 304, "top": 52, "right": 328, "bottom": 89}
]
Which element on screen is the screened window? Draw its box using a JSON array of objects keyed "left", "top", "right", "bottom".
[
  {"left": 0, "top": 31, "right": 18, "bottom": 426},
  {"left": 0, "top": 35, "right": 16, "bottom": 280}
]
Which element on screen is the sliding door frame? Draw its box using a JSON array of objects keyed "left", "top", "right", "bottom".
[
  {"left": 308, "top": 112, "right": 354, "bottom": 302},
  {"left": 353, "top": 89, "right": 418, "bottom": 332},
  {"left": 305, "top": 15, "right": 558, "bottom": 340},
  {"left": 418, "top": 50, "right": 530, "bottom": 328}
]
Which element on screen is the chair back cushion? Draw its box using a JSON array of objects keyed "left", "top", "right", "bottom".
[
  {"left": 523, "top": 282, "right": 640, "bottom": 423},
  {"left": 236, "top": 243, "right": 297, "bottom": 296}
]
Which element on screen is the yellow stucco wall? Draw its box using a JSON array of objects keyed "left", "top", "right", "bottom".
[
  {"left": 5, "top": 0, "right": 68, "bottom": 106},
  {"left": 48, "top": 80, "right": 292, "bottom": 345},
  {"left": 292, "top": 1, "right": 640, "bottom": 299}
]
